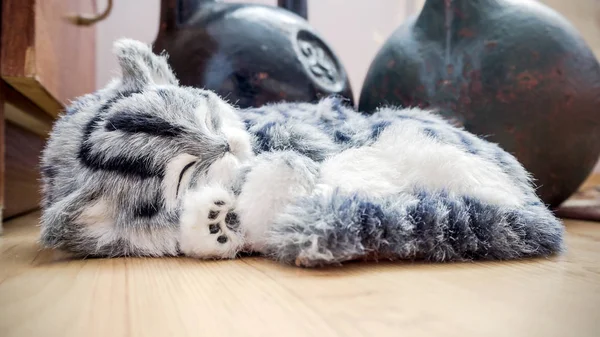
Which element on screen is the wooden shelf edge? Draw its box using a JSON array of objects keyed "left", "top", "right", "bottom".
[
  {"left": 2, "top": 75, "right": 63, "bottom": 118},
  {"left": 4, "top": 101, "right": 52, "bottom": 137},
  {"left": 4, "top": 102, "right": 53, "bottom": 138}
]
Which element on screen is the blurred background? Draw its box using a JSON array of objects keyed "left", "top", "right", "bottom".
[
  {"left": 95, "top": 0, "right": 600, "bottom": 172},
  {"left": 94, "top": 0, "right": 599, "bottom": 96}
]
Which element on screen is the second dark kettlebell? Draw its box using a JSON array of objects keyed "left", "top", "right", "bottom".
[
  {"left": 153, "top": 0, "right": 354, "bottom": 108},
  {"left": 359, "top": 0, "right": 600, "bottom": 208}
]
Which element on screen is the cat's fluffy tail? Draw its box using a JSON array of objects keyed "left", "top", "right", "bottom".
[{"left": 265, "top": 189, "right": 564, "bottom": 267}]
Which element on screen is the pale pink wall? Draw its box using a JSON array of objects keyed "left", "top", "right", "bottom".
[{"left": 95, "top": 0, "right": 160, "bottom": 90}]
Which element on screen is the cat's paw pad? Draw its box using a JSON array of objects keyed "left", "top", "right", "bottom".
[
  {"left": 205, "top": 200, "right": 241, "bottom": 243},
  {"left": 179, "top": 186, "right": 244, "bottom": 259}
]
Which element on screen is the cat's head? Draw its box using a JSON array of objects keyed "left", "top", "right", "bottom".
[
  {"left": 40, "top": 39, "right": 253, "bottom": 255},
  {"left": 91, "top": 38, "right": 253, "bottom": 197}
]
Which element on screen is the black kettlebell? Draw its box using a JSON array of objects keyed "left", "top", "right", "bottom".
[
  {"left": 153, "top": 0, "right": 354, "bottom": 108},
  {"left": 359, "top": 0, "right": 600, "bottom": 208}
]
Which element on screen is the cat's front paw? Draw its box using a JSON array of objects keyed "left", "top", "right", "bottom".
[{"left": 179, "top": 185, "right": 244, "bottom": 259}]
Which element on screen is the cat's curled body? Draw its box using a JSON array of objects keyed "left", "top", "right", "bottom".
[{"left": 39, "top": 39, "right": 564, "bottom": 267}]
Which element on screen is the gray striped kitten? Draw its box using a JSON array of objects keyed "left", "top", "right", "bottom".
[{"left": 39, "top": 39, "right": 563, "bottom": 267}]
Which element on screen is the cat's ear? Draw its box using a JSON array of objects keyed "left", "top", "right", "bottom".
[{"left": 112, "top": 38, "right": 179, "bottom": 90}]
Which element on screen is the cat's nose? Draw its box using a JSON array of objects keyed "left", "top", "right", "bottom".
[
  {"left": 222, "top": 129, "right": 253, "bottom": 162},
  {"left": 203, "top": 137, "right": 230, "bottom": 159}
]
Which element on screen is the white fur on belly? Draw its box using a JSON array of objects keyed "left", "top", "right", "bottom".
[{"left": 319, "top": 122, "right": 526, "bottom": 207}]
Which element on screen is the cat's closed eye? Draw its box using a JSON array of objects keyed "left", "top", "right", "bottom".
[{"left": 177, "top": 161, "right": 197, "bottom": 197}]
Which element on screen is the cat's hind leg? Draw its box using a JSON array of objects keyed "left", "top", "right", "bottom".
[{"left": 265, "top": 188, "right": 564, "bottom": 267}]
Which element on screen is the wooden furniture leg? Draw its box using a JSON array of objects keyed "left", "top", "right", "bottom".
[
  {"left": 1, "top": 84, "right": 51, "bottom": 225},
  {"left": 1, "top": 0, "right": 96, "bottom": 229},
  {"left": 1, "top": 0, "right": 5, "bottom": 233},
  {"left": 0, "top": 90, "right": 4, "bottom": 234}
]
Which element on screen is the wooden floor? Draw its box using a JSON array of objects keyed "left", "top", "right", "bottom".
[{"left": 0, "top": 212, "right": 599, "bottom": 337}]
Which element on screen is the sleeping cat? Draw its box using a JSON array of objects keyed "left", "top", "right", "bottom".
[{"left": 39, "top": 39, "right": 564, "bottom": 267}]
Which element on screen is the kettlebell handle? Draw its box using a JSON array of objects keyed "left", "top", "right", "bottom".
[
  {"left": 159, "top": 0, "right": 308, "bottom": 33},
  {"left": 278, "top": 0, "right": 308, "bottom": 20}
]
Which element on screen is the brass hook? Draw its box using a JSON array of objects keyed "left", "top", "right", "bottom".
[{"left": 65, "top": 0, "right": 113, "bottom": 26}]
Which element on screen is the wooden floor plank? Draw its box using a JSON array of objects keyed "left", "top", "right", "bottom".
[{"left": 0, "top": 212, "right": 598, "bottom": 337}]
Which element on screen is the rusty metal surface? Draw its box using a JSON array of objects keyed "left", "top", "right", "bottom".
[{"left": 359, "top": 0, "right": 600, "bottom": 208}]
